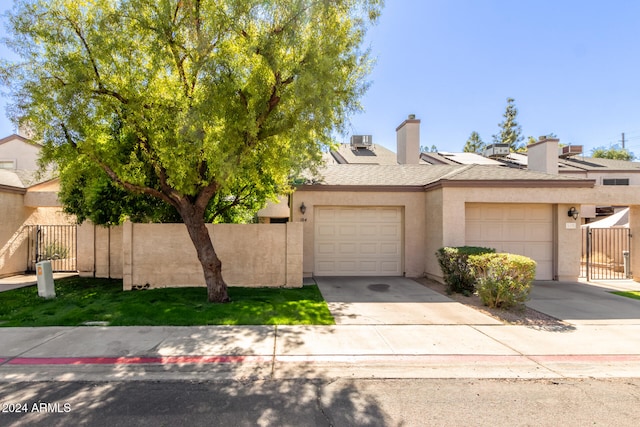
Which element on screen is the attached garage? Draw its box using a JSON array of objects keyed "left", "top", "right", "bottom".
[
  {"left": 314, "top": 206, "right": 403, "bottom": 276},
  {"left": 465, "top": 203, "right": 554, "bottom": 280}
]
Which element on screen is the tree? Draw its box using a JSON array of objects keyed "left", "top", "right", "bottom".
[
  {"left": 591, "top": 146, "right": 636, "bottom": 161},
  {"left": 1, "top": 0, "right": 381, "bottom": 302},
  {"left": 463, "top": 131, "right": 485, "bottom": 153},
  {"left": 421, "top": 145, "right": 438, "bottom": 153},
  {"left": 492, "top": 97, "right": 524, "bottom": 152}
]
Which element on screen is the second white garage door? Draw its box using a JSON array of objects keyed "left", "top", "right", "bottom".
[
  {"left": 465, "top": 203, "right": 553, "bottom": 280},
  {"left": 314, "top": 206, "right": 403, "bottom": 276}
]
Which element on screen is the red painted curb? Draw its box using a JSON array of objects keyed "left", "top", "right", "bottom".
[{"left": 7, "top": 355, "right": 269, "bottom": 365}]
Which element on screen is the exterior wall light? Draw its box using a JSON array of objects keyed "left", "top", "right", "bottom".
[
  {"left": 299, "top": 202, "right": 306, "bottom": 215},
  {"left": 568, "top": 207, "right": 579, "bottom": 220}
]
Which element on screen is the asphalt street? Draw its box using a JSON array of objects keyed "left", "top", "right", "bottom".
[{"left": 1, "top": 378, "right": 639, "bottom": 427}]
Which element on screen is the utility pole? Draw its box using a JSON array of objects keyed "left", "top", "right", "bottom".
[{"left": 621, "top": 132, "right": 626, "bottom": 149}]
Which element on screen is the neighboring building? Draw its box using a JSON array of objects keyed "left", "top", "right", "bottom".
[
  {"left": 0, "top": 134, "right": 73, "bottom": 277},
  {"left": 0, "top": 134, "right": 42, "bottom": 170}
]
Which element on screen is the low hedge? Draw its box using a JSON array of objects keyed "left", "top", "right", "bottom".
[
  {"left": 436, "top": 246, "right": 495, "bottom": 295},
  {"left": 469, "top": 253, "right": 537, "bottom": 309}
]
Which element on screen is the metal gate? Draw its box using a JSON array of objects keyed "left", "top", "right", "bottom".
[
  {"left": 26, "top": 225, "right": 77, "bottom": 272},
  {"left": 581, "top": 227, "right": 632, "bottom": 280}
]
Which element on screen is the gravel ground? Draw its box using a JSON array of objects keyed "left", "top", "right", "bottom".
[{"left": 414, "top": 277, "right": 575, "bottom": 331}]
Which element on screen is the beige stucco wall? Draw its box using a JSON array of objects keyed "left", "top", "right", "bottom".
[
  {"left": 424, "top": 190, "right": 444, "bottom": 281},
  {"left": 0, "top": 138, "right": 41, "bottom": 170},
  {"left": 631, "top": 206, "right": 640, "bottom": 282},
  {"left": 0, "top": 189, "right": 74, "bottom": 277},
  {"left": 78, "top": 222, "right": 302, "bottom": 289},
  {"left": 24, "top": 179, "right": 62, "bottom": 207},
  {"left": 291, "top": 190, "right": 427, "bottom": 277}
]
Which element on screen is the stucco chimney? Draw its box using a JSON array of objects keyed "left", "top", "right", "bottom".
[
  {"left": 527, "top": 136, "right": 559, "bottom": 175},
  {"left": 396, "top": 114, "right": 420, "bottom": 164}
]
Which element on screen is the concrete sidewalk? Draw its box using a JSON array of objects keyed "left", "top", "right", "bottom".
[
  {"left": 1, "top": 276, "right": 639, "bottom": 382},
  {"left": 1, "top": 322, "right": 640, "bottom": 382}
]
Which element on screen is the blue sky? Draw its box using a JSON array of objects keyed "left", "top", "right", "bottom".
[{"left": 2, "top": 0, "right": 640, "bottom": 156}]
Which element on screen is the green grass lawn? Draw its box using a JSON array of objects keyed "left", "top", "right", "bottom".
[
  {"left": 611, "top": 290, "right": 640, "bottom": 301},
  {"left": 0, "top": 277, "right": 335, "bottom": 327}
]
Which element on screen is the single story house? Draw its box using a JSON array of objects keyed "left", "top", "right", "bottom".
[{"left": 288, "top": 117, "right": 640, "bottom": 283}]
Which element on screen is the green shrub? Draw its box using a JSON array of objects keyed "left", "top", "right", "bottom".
[
  {"left": 41, "top": 241, "right": 69, "bottom": 260},
  {"left": 436, "top": 246, "right": 495, "bottom": 295},
  {"left": 469, "top": 253, "right": 536, "bottom": 309}
]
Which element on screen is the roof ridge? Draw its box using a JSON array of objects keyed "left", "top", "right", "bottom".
[{"left": 437, "top": 163, "right": 475, "bottom": 180}]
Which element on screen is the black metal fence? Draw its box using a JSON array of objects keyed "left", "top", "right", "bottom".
[
  {"left": 26, "top": 225, "right": 77, "bottom": 272},
  {"left": 581, "top": 227, "right": 632, "bottom": 280}
]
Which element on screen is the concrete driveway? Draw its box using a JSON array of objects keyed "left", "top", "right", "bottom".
[
  {"left": 528, "top": 280, "right": 640, "bottom": 325},
  {"left": 313, "top": 276, "right": 500, "bottom": 325}
]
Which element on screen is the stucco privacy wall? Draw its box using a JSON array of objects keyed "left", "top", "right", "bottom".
[
  {"left": 291, "top": 190, "right": 427, "bottom": 277},
  {"left": 78, "top": 222, "right": 303, "bottom": 289}
]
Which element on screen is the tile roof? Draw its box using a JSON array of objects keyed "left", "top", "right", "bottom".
[{"left": 306, "top": 164, "right": 590, "bottom": 188}]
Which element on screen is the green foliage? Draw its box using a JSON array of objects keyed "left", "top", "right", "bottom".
[
  {"left": 463, "top": 131, "right": 485, "bottom": 153},
  {"left": 41, "top": 242, "right": 69, "bottom": 260},
  {"left": 0, "top": 277, "right": 335, "bottom": 326},
  {"left": 436, "top": 246, "right": 495, "bottom": 295},
  {"left": 492, "top": 97, "right": 525, "bottom": 152},
  {"left": 591, "top": 145, "right": 636, "bottom": 161},
  {"left": 469, "top": 253, "right": 536, "bottom": 309},
  {"left": 1, "top": 0, "right": 382, "bottom": 225},
  {"left": 611, "top": 291, "right": 640, "bottom": 301}
]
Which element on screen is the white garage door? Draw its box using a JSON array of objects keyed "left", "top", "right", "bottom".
[
  {"left": 465, "top": 203, "right": 553, "bottom": 280},
  {"left": 314, "top": 206, "right": 402, "bottom": 276}
]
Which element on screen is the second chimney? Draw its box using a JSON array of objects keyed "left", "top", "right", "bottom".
[{"left": 396, "top": 115, "right": 420, "bottom": 164}]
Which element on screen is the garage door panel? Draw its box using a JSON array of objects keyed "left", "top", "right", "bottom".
[
  {"left": 482, "top": 223, "right": 503, "bottom": 240},
  {"left": 317, "top": 243, "right": 336, "bottom": 255},
  {"left": 504, "top": 223, "right": 527, "bottom": 240},
  {"left": 527, "top": 205, "right": 550, "bottom": 221},
  {"left": 485, "top": 206, "right": 505, "bottom": 220},
  {"left": 380, "top": 242, "right": 401, "bottom": 255},
  {"left": 465, "top": 204, "right": 553, "bottom": 280},
  {"left": 317, "top": 225, "right": 336, "bottom": 237},
  {"left": 315, "top": 206, "right": 402, "bottom": 276},
  {"left": 380, "top": 224, "right": 400, "bottom": 237},
  {"left": 338, "top": 242, "right": 357, "bottom": 255},
  {"left": 381, "top": 261, "right": 401, "bottom": 274},
  {"left": 360, "top": 243, "right": 378, "bottom": 254},
  {"left": 359, "top": 224, "right": 378, "bottom": 236}
]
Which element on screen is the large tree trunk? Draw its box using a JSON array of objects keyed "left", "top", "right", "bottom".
[{"left": 180, "top": 205, "right": 230, "bottom": 303}]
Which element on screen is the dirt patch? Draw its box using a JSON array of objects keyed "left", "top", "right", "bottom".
[{"left": 414, "top": 277, "right": 575, "bottom": 331}]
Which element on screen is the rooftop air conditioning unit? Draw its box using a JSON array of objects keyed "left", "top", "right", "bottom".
[
  {"left": 350, "top": 135, "right": 373, "bottom": 149},
  {"left": 559, "top": 145, "right": 583, "bottom": 158},
  {"left": 483, "top": 143, "right": 510, "bottom": 158}
]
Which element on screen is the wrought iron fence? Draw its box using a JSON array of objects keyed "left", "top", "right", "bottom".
[
  {"left": 26, "top": 225, "right": 77, "bottom": 272},
  {"left": 581, "top": 227, "right": 632, "bottom": 280}
]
